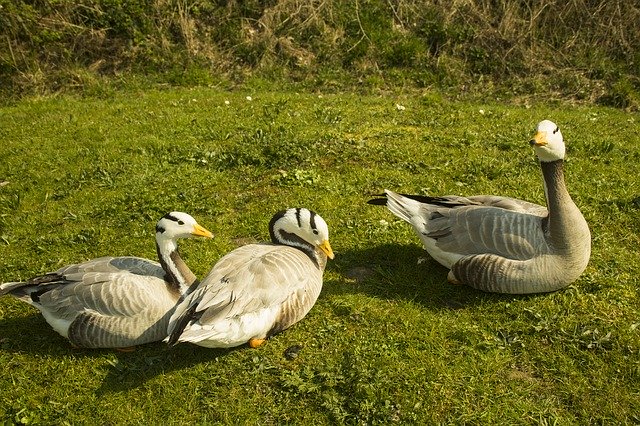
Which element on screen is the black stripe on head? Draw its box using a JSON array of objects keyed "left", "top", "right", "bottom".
[
  {"left": 268, "top": 210, "right": 288, "bottom": 243},
  {"left": 157, "top": 212, "right": 182, "bottom": 233},
  {"left": 295, "top": 208, "right": 302, "bottom": 228},
  {"left": 309, "top": 210, "right": 319, "bottom": 235},
  {"left": 163, "top": 213, "right": 182, "bottom": 223}
]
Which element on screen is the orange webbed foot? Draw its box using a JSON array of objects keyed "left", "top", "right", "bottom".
[{"left": 248, "top": 338, "right": 266, "bottom": 348}]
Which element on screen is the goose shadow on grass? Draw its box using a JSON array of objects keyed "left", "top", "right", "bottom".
[
  {"left": 95, "top": 342, "right": 235, "bottom": 395},
  {"left": 325, "top": 242, "right": 540, "bottom": 309},
  {"left": 0, "top": 311, "right": 239, "bottom": 393}
]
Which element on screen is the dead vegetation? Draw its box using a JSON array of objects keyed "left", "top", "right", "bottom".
[{"left": 1, "top": 0, "right": 639, "bottom": 106}]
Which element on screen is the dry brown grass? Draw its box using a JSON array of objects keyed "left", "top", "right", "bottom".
[{"left": 1, "top": 0, "right": 639, "bottom": 104}]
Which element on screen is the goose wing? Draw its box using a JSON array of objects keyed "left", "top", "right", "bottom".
[
  {"left": 168, "top": 243, "right": 322, "bottom": 346},
  {"left": 422, "top": 204, "right": 547, "bottom": 260},
  {"left": 53, "top": 256, "right": 166, "bottom": 279},
  {"left": 2, "top": 256, "right": 178, "bottom": 347},
  {"left": 381, "top": 192, "right": 547, "bottom": 216},
  {"left": 465, "top": 195, "right": 548, "bottom": 217},
  {"left": 383, "top": 190, "right": 549, "bottom": 267}
]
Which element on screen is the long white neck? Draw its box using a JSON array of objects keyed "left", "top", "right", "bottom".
[{"left": 155, "top": 237, "right": 197, "bottom": 295}]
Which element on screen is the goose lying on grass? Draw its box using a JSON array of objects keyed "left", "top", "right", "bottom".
[
  {"left": 0, "top": 212, "right": 213, "bottom": 348},
  {"left": 167, "top": 208, "right": 334, "bottom": 348},
  {"left": 369, "top": 120, "right": 591, "bottom": 294}
]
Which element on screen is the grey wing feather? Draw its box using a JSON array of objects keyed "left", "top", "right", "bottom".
[
  {"left": 202, "top": 244, "right": 316, "bottom": 318},
  {"left": 426, "top": 205, "right": 547, "bottom": 260},
  {"left": 384, "top": 190, "right": 548, "bottom": 262},
  {"left": 465, "top": 195, "right": 548, "bottom": 217},
  {"left": 170, "top": 243, "right": 321, "bottom": 334},
  {"left": 41, "top": 272, "right": 173, "bottom": 317},
  {"left": 53, "top": 256, "right": 165, "bottom": 280},
  {"left": 2, "top": 256, "right": 177, "bottom": 347}
]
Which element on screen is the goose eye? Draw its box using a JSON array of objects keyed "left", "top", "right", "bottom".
[
  {"left": 178, "top": 220, "right": 185, "bottom": 225},
  {"left": 312, "top": 229, "right": 319, "bottom": 235}
]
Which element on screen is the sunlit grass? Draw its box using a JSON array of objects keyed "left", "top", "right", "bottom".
[{"left": 0, "top": 88, "right": 638, "bottom": 424}]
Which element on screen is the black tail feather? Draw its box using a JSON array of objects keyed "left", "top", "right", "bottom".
[
  {"left": 384, "top": 191, "right": 473, "bottom": 208},
  {"left": 398, "top": 194, "right": 471, "bottom": 208},
  {"left": 167, "top": 302, "right": 200, "bottom": 347},
  {"left": 368, "top": 191, "right": 469, "bottom": 209},
  {"left": 29, "top": 273, "right": 67, "bottom": 285},
  {"left": 396, "top": 193, "right": 447, "bottom": 204},
  {"left": 1, "top": 273, "right": 70, "bottom": 301},
  {"left": 366, "top": 195, "right": 388, "bottom": 206}
]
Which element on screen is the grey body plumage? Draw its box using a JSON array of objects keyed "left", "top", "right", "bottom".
[
  {"left": 0, "top": 212, "right": 212, "bottom": 348},
  {"left": 370, "top": 120, "right": 591, "bottom": 294},
  {"left": 167, "top": 208, "right": 334, "bottom": 348}
]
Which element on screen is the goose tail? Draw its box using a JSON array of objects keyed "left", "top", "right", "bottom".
[
  {"left": 1, "top": 273, "right": 67, "bottom": 302},
  {"left": 375, "top": 189, "right": 425, "bottom": 225},
  {"left": 0, "top": 281, "right": 27, "bottom": 297}
]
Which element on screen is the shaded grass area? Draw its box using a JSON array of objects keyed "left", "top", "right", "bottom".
[{"left": 0, "top": 88, "right": 639, "bottom": 423}]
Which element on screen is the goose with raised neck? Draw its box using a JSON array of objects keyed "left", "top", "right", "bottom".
[{"left": 369, "top": 120, "right": 591, "bottom": 294}]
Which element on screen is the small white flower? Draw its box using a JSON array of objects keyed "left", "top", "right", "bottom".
[
  {"left": 246, "top": 96, "right": 253, "bottom": 101},
  {"left": 479, "top": 109, "right": 485, "bottom": 115},
  {"left": 395, "top": 104, "right": 406, "bottom": 111},
  {"left": 224, "top": 100, "right": 230, "bottom": 105},
  {"left": 379, "top": 219, "right": 389, "bottom": 227}
]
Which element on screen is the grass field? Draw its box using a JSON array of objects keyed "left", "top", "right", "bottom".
[{"left": 0, "top": 87, "right": 639, "bottom": 424}]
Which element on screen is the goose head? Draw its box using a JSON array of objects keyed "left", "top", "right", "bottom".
[
  {"left": 269, "top": 208, "right": 335, "bottom": 260},
  {"left": 529, "top": 120, "right": 565, "bottom": 162},
  {"left": 156, "top": 212, "right": 213, "bottom": 243}
]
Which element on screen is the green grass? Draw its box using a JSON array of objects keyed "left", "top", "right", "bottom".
[{"left": 0, "top": 88, "right": 639, "bottom": 424}]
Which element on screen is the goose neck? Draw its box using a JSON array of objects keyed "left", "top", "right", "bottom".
[
  {"left": 540, "top": 159, "right": 585, "bottom": 248},
  {"left": 156, "top": 239, "right": 196, "bottom": 295},
  {"left": 271, "top": 229, "right": 325, "bottom": 270}
]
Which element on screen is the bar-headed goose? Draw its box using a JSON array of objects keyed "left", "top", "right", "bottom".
[
  {"left": 0, "top": 212, "right": 213, "bottom": 348},
  {"left": 369, "top": 120, "right": 591, "bottom": 294},
  {"left": 167, "top": 208, "right": 334, "bottom": 348}
]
